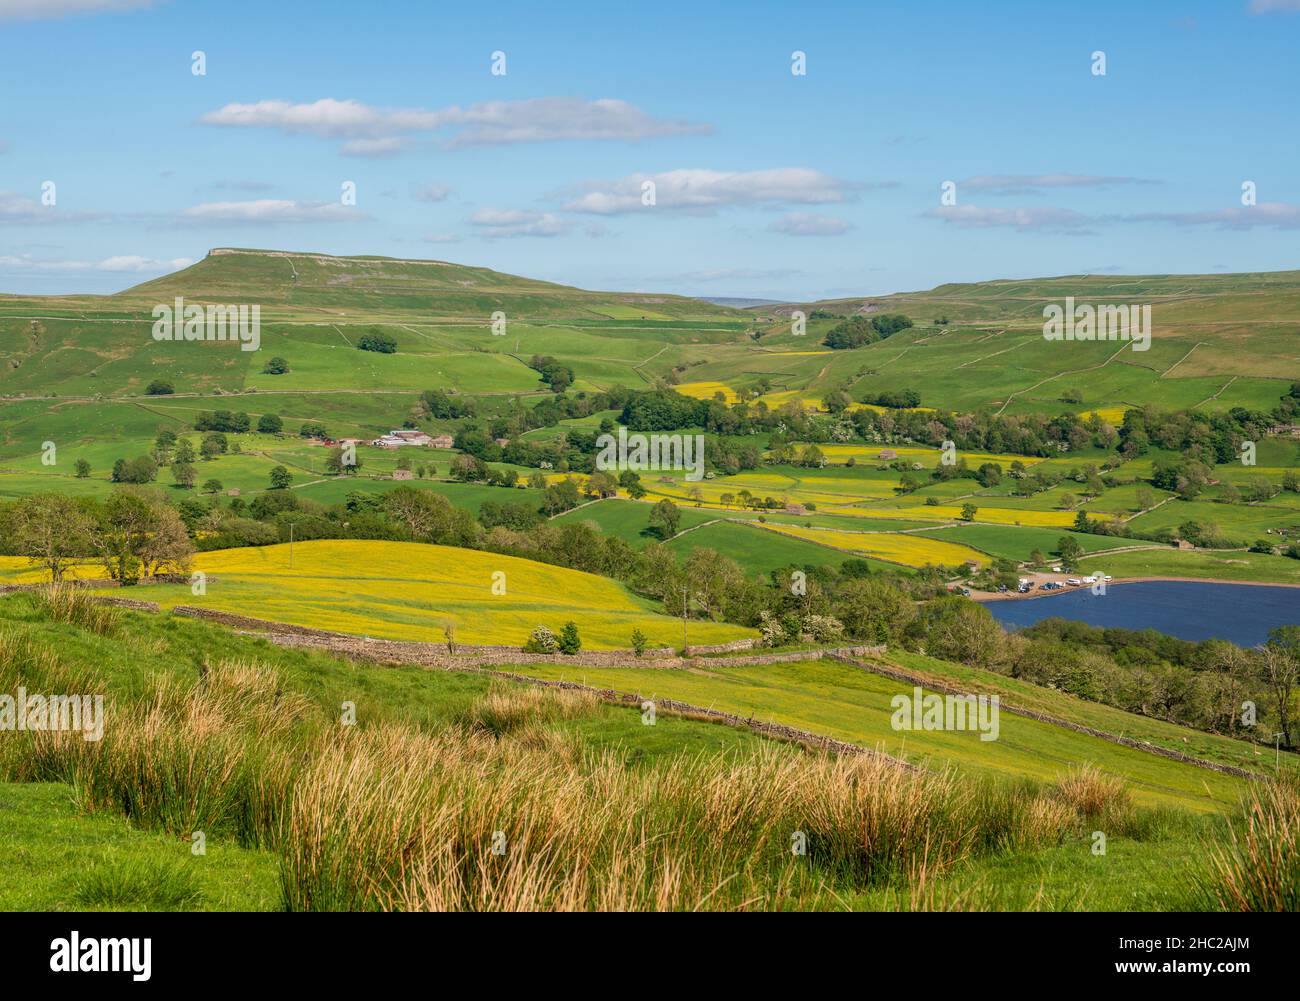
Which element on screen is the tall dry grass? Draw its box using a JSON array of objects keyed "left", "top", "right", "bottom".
[
  {"left": 1202, "top": 774, "right": 1300, "bottom": 911},
  {"left": 1, "top": 629, "right": 1177, "bottom": 911},
  {"left": 31, "top": 585, "right": 120, "bottom": 636},
  {"left": 278, "top": 711, "right": 1096, "bottom": 911}
]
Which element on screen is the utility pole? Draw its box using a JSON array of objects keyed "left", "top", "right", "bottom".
[
  {"left": 1275, "top": 732, "right": 1285, "bottom": 769},
  {"left": 681, "top": 585, "right": 689, "bottom": 653}
]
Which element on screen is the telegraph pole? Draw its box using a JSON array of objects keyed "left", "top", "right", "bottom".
[{"left": 681, "top": 585, "right": 689, "bottom": 653}]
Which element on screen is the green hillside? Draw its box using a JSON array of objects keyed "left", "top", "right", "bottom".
[{"left": 699, "top": 270, "right": 1300, "bottom": 417}]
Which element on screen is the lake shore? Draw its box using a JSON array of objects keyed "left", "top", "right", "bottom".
[{"left": 973, "top": 575, "right": 1300, "bottom": 603}]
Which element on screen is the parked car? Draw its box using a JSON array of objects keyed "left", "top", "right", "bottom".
[{"left": 1066, "top": 578, "right": 1083, "bottom": 586}]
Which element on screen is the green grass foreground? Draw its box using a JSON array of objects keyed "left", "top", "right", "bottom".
[{"left": 0, "top": 590, "right": 1294, "bottom": 911}]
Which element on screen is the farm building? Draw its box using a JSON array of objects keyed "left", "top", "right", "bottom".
[
  {"left": 391, "top": 469, "right": 414, "bottom": 480},
  {"left": 371, "top": 429, "right": 432, "bottom": 448},
  {"left": 878, "top": 449, "right": 897, "bottom": 460},
  {"left": 430, "top": 434, "right": 455, "bottom": 449}
]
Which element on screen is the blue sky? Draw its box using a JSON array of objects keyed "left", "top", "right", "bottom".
[{"left": 1, "top": 0, "right": 1299, "bottom": 299}]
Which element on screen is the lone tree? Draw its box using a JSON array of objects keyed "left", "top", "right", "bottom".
[
  {"left": 558, "top": 621, "right": 582, "bottom": 655},
  {"left": 649, "top": 498, "right": 681, "bottom": 539},
  {"left": 74, "top": 459, "right": 91, "bottom": 479},
  {"left": 12, "top": 493, "right": 95, "bottom": 583},
  {"left": 1056, "top": 535, "right": 1084, "bottom": 567},
  {"left": 269, "top": 465, "right": 293, "bottom": 490},
  {"left": 262, "top": 356, "right": 290, "bottom": 375}
]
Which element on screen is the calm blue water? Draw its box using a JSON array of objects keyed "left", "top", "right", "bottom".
[{"left": 984, "top": 581, "right": 1300, "bottom": 646}]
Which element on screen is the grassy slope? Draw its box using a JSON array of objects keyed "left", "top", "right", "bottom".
[
  {"left": 0, "top": 594, "right": 1254, "bottom": 912},
  {"left": 0, "top": 594, "right": 772, "bottom": 911},
  {"left": 510, "top": 656, "right": 1257, "bottom": 812},
  {"left": 727, "top": 270, "right": 1300, "bottom": 416}
]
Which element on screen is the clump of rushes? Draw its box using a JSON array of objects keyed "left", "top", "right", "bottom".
[
  {"left": 3, "top": 623, "right": 1195, "bottom": 912},
  {"left": 33, "top": 585, "right": 120, "bottom": 637},
  {"left": 1202, "top": 774, "right": 1300, "bottom": 912}
]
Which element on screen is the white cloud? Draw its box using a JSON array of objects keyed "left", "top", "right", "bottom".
[
  {"left": 1250, "top": 0, "right": 1300, "bottom": 13},
  {"left": 962, "top": 174, "right": 1154, "bottom": 195},
  {"left": 768, "top": 212, "right": 853, "bottom": 236},
  {"left": 340, "top": 137, "right": 411, "bottom": 157},
  {"left": 563, "top": 168, "right": 852, "bottom": 215},
  {"left": 0, "top": 191, "right": 50, "bottom": 220},
  {"left": 98, "top": 254, "right": 193, "bottom": 271},
  {"left": 0, "top": 191, "right": 104, "bottom": 223},
  {"left": 0, "top": 253, "right": 190, "bottom": 272},
  {"left": 928, "top": 205, "right": 1094, "bottom": 232},
  {"left": 411, "top": 183, "right": 452, "bottom": 203},
  {"left": 200, "top": 97, "right": 710, "bottom": 155},
  {"left": 0, "top": 0, "right": 158, "bottom": 19},
  {"left": 180, "top": 199, "right": 363, "bottom": 224},
  {"left": 468, "top": 208, "right": 572, "bottom": 239},
  {"left": 1126, "top": 202, "right": 1300, "bottom": 229}
]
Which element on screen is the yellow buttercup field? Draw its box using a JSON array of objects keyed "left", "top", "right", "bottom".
[
  {"left": 812, "top": 445, "right": 1043, "bottom": 467},
  {"left": 1081, "top": 406, "right": 1130, "bottom": 425},
  {"left": 674, "top": 380, "right": 740, "bottom": 403},
  {"left": 751, "top": 523, "right": 985, "bottom": 568},
  {"left": 73, "top": 540, "right": 751, "bottom": 649}
]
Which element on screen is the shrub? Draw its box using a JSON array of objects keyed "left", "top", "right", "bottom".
[
  {"left": 145, "top": 380, "right": 174, "bottom": 396},
  {"left": 357, "top": 331, "right": 397, "bottom": 354},
  {"left": 558, "top": 622, "right": 581, "bottom": 655},
  {"left": 522, "top": 626, "right": 559, "bottom": 654}
]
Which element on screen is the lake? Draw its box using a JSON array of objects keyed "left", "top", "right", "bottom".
[{"left": 983, "top": 580, "right": 1300, "bottom": 646}]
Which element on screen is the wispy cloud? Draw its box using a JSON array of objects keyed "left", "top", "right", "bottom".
[
  {"left": 411, "top": 183, "right": 452, "bottom": 203},
  {"left": 0, "top": 253, "right": 191, "bottom": 272},
  {"left": 180, "top": 199, "right": 363, "bottom": 224},
  {"left": 0, "top": 0, "right": 159, "bottom": 20},
  {"left": 962, "top": 174, "right": 1155, "bottom": 195},
  {"left": 928, "top": 204, "right": 1095, "bottom": 232},
  {"left": 561, "top": 168, "right": 858, "bottom": 215},
  {"left": 468, "top": 208, "right": 572, "bottom": 239},
  {"left": 1125, "top": 202, "right": 1300, "bottom": 229},
  {"left": 1249, "top": 0, "right": 1300, "bottom": 13},
  {"left": 0, "top": 191, "right": 105, "bottom": 223},
  {"left": 200, "top": 97, "right": 710, "bottom": 155},
  {"left": 768, "top": 212, "right": 853, "bottom": 236}
]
